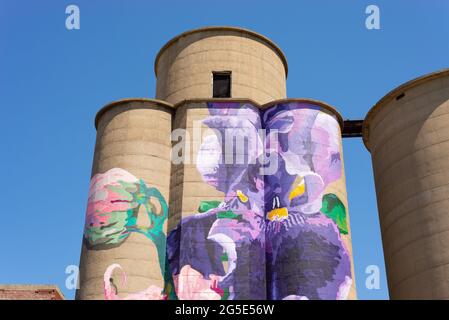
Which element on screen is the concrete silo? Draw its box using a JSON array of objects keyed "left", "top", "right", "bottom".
[
  {"left": 154, "top": 26, "right": 288, "bottom": 105},
  {"left": 161, "top": 27, "right": 288, "bottom": 299},
  {"left": 260, "top": 98, "right": 357, "bottom": 300},
  {"left": 77, "top": 26, "right": 357, "bottom": 300},
  {"left": 76, "top": 99, "right": 174, "bottom": 300},
  {"left": 363, "top": 69, "right": 449, "bottom": 299}
]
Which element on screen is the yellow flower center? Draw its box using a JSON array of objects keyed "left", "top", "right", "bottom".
[
  {"left": 237, "top": 190, "right": 248, "bottom": 203},
  {"left": 289, "top": 178, "right": 305, "bottom": 201},
  {"left": 267, "top": 207, "right": 289, "bottom": 221}
]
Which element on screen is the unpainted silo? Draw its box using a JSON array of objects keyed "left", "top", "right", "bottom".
[
  {"left": 155, "top": 26, "right": 288, "bottom": 105},
  {"left": 76, "top": 99, "right": 174, "bottom": 300},
  {"left": 363, "top": 69, "right": 449, "bottom": 299}
]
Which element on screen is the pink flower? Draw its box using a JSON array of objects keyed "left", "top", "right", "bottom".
[
  {"left": 103, "top": 264, "right": 166, "bottom": 300},
  {"left": 86, "top": 168, "right": 139, "bottom": 221},
  {"left": 84, "top": 168, "right": 139, "bottom": 246},
  {"left": 173, "top": 265, "right": 223, "bottom": 300}
]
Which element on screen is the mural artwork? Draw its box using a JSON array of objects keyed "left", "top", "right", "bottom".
[
  {"left": 82, "top": 101, "right": 354, "bottom": 300},
  {"left": 167, "top": 103, "right": 266, "bottom": 300},
  {"left": 166, "top": 102, "right": 353, "bottom": 300},
  {"left": 83, "top": 168, "right": 173, "bottom": 300},
  {"left": 262, "top": 103, "right": 352, "bottom": 300}
]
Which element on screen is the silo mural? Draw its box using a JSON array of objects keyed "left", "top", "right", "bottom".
[
  {"left": 77, "top": 27, "right": 356, "bottom": 301},
  {"left": 83, "top": 168, "right": 173, "bottom": 300},
  {"left": 80, "top": 100, "right": 355, "bottom": 300},
  {"left": 166, "top": 102, "right": 266, "bottom": 300},
  {"left": 263, "top": 102, "right": 353, "bottom": 300},
  {"left": 76, "top": 99, "right": 174, "bottom": 301},
  {"left": 164, "top": 101, "right": 355, "bottom": 300}
]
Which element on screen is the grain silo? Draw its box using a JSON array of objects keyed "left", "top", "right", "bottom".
[
  {"left": 363, "top": 69, "right": 449, "bottom": 299},
  {"left": 154, "top": 26, "right": 288, "bottom": 105},
  {"left": 77, "top": 26, "right": 357, "bottom": 300}
]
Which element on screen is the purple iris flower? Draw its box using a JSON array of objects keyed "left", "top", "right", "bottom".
[
  {"left": 264, "top": 103, "right": 352, "bottom": 300},
  {"left": 167, "top": 101, "right": 353, "bottom": 300}
]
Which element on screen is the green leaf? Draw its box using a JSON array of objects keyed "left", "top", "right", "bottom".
[
  {"left": 217, "top": 210, "right": 242, "bottom": 221},
  {"left": 221, "top": 287, "right": 230, "bottom": 300},
  {"left": 221, "top": 252, "right": 228, "bottom": 262},
  {"left": 197, "top": 200, "right": 242, "bottom": 220},
  {"left": 320, "top": 193, "right": 348, "bottom": 235},
  {"left": 198, "top": 200, "right": 221, "bottom": 213}
]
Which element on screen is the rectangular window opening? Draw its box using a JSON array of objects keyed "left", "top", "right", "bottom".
[{"left": 213, "top": 72, "right": 231, "bottom": 98}]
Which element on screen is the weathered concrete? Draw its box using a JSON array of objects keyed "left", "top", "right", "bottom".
[
  {"left": 364, "top": 69, "right": 449, "bottom": 299},
  {"left": 155, "top": 27, "right": 288, "bottom": 105},
  {"left": 76, "top": 99, "right": 174, "bottom": 300},
  {"left": 77, "top": 27, "right": 359, "bottom": 300}
]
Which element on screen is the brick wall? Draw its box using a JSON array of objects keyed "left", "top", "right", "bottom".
[{"left": 0, "top": 285, "right": 64, "bottom": 300}]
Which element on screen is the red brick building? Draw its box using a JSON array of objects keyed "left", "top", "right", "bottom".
[{"left": 0, "top": 285, "right": 64, "bottom": 300}]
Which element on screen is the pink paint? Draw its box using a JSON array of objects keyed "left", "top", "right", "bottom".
[
  {"left": 85, "top": 168, "right": 139, "bottom": 229},
  {"left": 173, "top": 265, "right": 222, "bottom": 300},
  {"left": 103, "top": 264, "right": 166, "bottom": 300}
]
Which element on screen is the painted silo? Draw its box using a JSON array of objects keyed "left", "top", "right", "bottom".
[
  {"left": 261, "top": 99, "right": 356, "bottom": 300},
  {"left": 162, "top": 27, "right": 288, "bottom": 300},
  {"left": 165, "top": 98, "right": 356, "bottom": 300},
  {"left": 77, "top": 26, "right": 357, "bottom": 300},
  {"left": 167, "top": 99, "right": 267, "bottom": 299},
  {"left": 154, "top": 26, "right": 288, "bottom": 105},
  {"left": 363, "top": 69, "right": 449, "bottom": 299},
  {"left": 76, "top": 99, "right": 174, "bottom": 300}
]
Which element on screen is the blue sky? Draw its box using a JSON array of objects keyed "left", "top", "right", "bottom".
[{"left": 0, "top": 0, "right": 448, "bottom": 300}]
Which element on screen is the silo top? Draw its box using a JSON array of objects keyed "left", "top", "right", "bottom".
[
  {"left": 154, "top": 26, "right": 289, "bottom": 77},
  {"left": 262, "top": 98, "right": 344, "bottom": 130},
  {"left": 362, "top": 68, "right": 449, "bottom": 151}
]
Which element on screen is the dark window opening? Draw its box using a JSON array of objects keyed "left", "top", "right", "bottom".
[
  {"left": 396, "top": 92, "right": 405, "bottom": 100},
  {"left": 213, "top": 72, "right": 231, "bottom": 98}
]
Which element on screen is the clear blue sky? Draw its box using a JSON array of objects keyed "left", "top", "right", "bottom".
[{"left": 0, "top": 0, "right": 448, "bottom": 300}]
